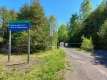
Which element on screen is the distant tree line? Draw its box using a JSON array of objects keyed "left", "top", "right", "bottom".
[
  {"left": 0, "top": 0, "right": 58, "bottom": 53},
  {"left": 58, "top": 0, "right": 107, "bottom": 50}
]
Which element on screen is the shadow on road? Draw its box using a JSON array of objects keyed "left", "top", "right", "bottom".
[
  {"left": 92, "top": 50, "right": 107, "bottom": 67},
  {"left": 62, "top": 46, "right": 107, "bottom": 68}
]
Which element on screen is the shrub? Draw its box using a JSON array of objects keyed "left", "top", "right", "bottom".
[
  {"left": 81, "top": 35, "right": 94, "bottom": 51},
  {"left": 0, "top": 37, "right": 4, "bottom": 42}
]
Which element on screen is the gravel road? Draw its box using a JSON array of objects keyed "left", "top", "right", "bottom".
[{"left": 62, "top": 47, "right": 107, "bottom": 80}]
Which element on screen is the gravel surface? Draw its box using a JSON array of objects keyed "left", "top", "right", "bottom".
[{"left": 62, "top": 47, "right": 107, "bottom": 80}]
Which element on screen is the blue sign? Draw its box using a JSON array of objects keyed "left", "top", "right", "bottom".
[{"left": 9, "top": 20, "right": 30, "bottom": 31}]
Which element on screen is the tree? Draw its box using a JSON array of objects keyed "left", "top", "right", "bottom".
[
  {"left": 0, "top": 7, "right": 17, "bottom": 46},
  {"left": 18, "top": 3, "right": 30, "bottom": 19},
  {"left": 69, "top": 13, "right": 78, "bottom": 31},
  {"left": 14, "top": 0, "right": 50, "bottom": 52},
  {"left": 79, "top": 0, "right": 93, "bottom": 20},
  {"left": 58, "top": 24, "right": 68, "bottom": 42},
  {"left": 97, "top": 19, "right": 107, "bottom": 49},
  {"left": 68, "top": 13, "right": 82, "bottom": 43},
  {"left": 12, "top": 3, "right": 30, "bottom": 51},
  {"left": 29, "top": 0, "right": 50, "bottom": 51},
  {"left": 82, "top": 1, "right": 107, "bottom": 48},
  {"left": 67, "top": 0, "right": 107, "bottom": 50},
  {"left": 68, "top": 13, "right": 78, "bottom": 37}
]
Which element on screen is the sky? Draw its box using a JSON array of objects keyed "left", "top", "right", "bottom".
[{"left": 0, "top": 0, "right": 103, "bottom": 26}]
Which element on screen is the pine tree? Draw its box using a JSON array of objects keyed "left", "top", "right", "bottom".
[
  {"left": 16, "top": 0, "right": 50, "bottom": 52},
  {"left": 79, "top": 0, "right": 93, "bottom": 20}
]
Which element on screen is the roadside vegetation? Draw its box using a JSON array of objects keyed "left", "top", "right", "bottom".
[
  {"left": 80, "top": 35, "right": 94, "bottom": 52},
  {"left": 0, "top": 49, "right": 66, "bottom": 80},
  {"left": 58, "top": 0, "right": 107, "bottom": 51},
  {"left": 0, "top": 0, "right": 58, "bottom": 53},
  {"left": 73, "top": 35, "right": 94, "bottom": 53},
  {"left": 0, "top": 0, "right": 107, "bottom": 79}
]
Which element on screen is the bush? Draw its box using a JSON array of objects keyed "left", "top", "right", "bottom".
[
  {"left": 81, "top": 35, "right": 94, "bottom": 51},
  {"left": 97, "top": 19, "right": 107, "bottom": 49},
  {"left": 0, "top": 37, "right": 4, "bottom": 43}
]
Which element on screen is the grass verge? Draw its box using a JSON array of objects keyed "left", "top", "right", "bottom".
[
  {"left": 0, "top": 49, "right": 66, "bottom": 80},
  {"left": 75, "top": 47, "right": 94, "bottom": 54}
]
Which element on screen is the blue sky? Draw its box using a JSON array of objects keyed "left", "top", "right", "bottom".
[{"left": 0, "top": 0, "right": 103, "bottom": 26}]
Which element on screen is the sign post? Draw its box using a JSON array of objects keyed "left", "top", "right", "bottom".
[
  {"left": 27, "top": 29, "right": 30, "bottom": 63},
  {"left": 9, "top": 20, "right": 30, "bottom": 63},
  {"left": 8, "top": 30, "right": 11, "bottom": 62},
  {"left": 50, "top": 23, "right": 53, "bottom": 50}
]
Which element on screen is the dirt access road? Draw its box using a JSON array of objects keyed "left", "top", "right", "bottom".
[{"left": 62, "top": 47, "right": 107, "bottom": 80}]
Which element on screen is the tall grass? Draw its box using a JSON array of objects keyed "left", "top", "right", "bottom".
[
  {"left": 1, "top": 49, "right": 66, "bottom": 80},
  {"left": 0, "top": 64, "right": 5, "bottom": 79}
]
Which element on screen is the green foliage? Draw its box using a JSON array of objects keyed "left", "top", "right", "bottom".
[
  {"left": 49, "top": 15, "right": 58, "bottom": 48},
  {"left": 69, "top": 13, "right": 79, "bottom": 27},
  {"left": 0, "top": 6, "right": 17, "bottom": 26},
  {"left": 0, "top": 0, "right": 60, "bottom": 53},
  {"left": 98, "top": 19, "right": 107, "bottom": 39},
  {"left": 11, "top": 0, "right": 50, "bottom": 52},
  {"left": 0, "top": 36, "right": 4, "bottom": 42},
  {"left": 0, "top": 64, "right": 5, "bottom": 79},
  {"left": 18, "top": 3, "right": 30, "bottom": 19},
  {"left": 68, "top": 0, "right": 93, "bottom": 43},
  {"left": 0, "top": 6, "right": 18, "bottom": 49},
  {"left": 1, "top": 49, "right": 66, "bottom": 80},
  {"left": 80, "top": 0, "right": 93, "bottom": 20},
  {"left": 37, "top": 49, "right": 65, "bottom": 80},
  {"left": 80, "top": 1, "right": 107, "bottom": 48},
  {"left": 29, "top": 0, "right": 50, "bottom": 51},
  {"left": 68, "top": 13, "right": 83, "bottom": 43},
  {"left": 58, "top": 24, "right": 69, "bottom": 42},
  {"left": 97, "top": 19, "right": 107, "bottom": 49},
  {"left": 68, "top": 1, "right": 107, "bottom": 50},
  {"left": 81, "top": 35, "right": 94, "bottom": 51}
]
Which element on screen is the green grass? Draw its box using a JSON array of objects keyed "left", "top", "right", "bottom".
[
  {"left": 75, "top": 47, "right": 81, "bottom": 51},
  {"left": 75, "top": 47, "right": 94, "bottom": 54},
  {"left": 0, "top": 64, "right": 5, "bottom": 79},
  {"left": 0, "top": 49, "right": 66, "bottom": 80}
]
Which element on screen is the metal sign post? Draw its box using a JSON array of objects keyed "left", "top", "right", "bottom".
[
  {"left": 8, "top": 30, "right": 11, "bottom": 62},
  {"left": 27, "top": 29, "right": 30, "bottom": 63},
  {"left": 50, "top": 23, "right": 53, "bottom": 50},
  {"left": 9, "top": 20, "right": 30, "bottom": 63}
]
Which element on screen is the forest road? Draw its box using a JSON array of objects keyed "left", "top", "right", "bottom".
[{"left": 61, "top": 47, "right": 107, "bottom": 80}]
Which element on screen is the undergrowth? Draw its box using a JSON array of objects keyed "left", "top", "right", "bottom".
[{"left": 1, "top": 49, "right": 66, "bottom": 80}]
